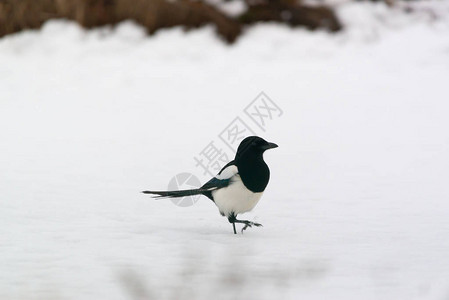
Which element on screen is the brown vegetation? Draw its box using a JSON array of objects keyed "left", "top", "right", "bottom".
[
  {"left": 0, "top": 0, "right": 341, "bottom": 43},
  {"left": 240, "top": 0, "right": 341, "bottom": 32}
]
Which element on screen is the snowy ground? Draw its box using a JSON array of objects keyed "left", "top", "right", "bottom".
[{"left": 1, "top": 2, "right": 449, "bottom": 300}]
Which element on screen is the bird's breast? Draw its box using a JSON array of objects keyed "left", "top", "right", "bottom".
[{"left": 212, "top": 174, "right": 263, "bottom": 217}]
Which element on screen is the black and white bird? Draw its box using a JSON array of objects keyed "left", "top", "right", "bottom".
[{"left": 142, "top": 136, "right": 278, "bottom": 234}]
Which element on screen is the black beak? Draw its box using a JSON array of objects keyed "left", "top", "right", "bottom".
[{"left": 262, "top": 142, "right": 278, "bottom": 150}]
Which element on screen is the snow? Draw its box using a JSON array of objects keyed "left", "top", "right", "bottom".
[
  {"left": 1, "top": 2, "right": 449, "bottom": 300},
  {"left": 205, "top": 0, "right": 248, "bottom": 17}
]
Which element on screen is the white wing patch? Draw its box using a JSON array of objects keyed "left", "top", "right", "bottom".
[
  {"left": 201, "top": 165, "right": 238, "bottom": 192},
  {"left": 216, "top": 165, "right": 238, "bottom": 180}
]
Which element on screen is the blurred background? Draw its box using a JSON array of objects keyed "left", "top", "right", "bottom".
[{"left": 1, "top": 0, "right": 449, "bottom": 300}]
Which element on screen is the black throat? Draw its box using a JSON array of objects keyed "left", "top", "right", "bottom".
[{"left": 235, "top": 150, "right": 270, "bottom": 193}]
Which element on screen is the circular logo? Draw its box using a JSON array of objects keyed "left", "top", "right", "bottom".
[{"left": 168, "top": 173, "right": 201, "bottom": 207}]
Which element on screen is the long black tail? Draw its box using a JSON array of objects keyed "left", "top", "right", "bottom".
[{"left": 142, "top": 189, "right": 208, "bottom": 199}]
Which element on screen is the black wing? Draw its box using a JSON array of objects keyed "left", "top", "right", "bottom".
[{"left": 200, "top": 160, "right": 237, "bottom": 201}]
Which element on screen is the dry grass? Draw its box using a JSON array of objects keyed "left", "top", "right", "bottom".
[{"left": 0, "top": 0, "right": 341, "bottom": 43}]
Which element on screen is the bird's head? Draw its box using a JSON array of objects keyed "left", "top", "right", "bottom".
[{"left": 236, "top": 136, "right": 278, "bottom": 159}]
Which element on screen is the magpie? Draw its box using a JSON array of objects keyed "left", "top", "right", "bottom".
[{"left": 142, "top": 136, "right": 278, "bottom": 234}]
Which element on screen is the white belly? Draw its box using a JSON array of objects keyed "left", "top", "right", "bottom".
[{"left": 211, "top": 174, "right": 263, "bottom": 217}]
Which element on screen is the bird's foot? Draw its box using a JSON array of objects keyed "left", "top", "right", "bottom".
[
  {"left": 241, "top": 221, "right": 263, "bottom": 233},
  {"left": 228, "top": 214, "right": 263, "bottom": 234}
]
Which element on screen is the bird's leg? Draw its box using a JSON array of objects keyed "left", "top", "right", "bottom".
[
  {"left": 228, "top": 214, "right": 237, "bottom": 235},
  {"left": 228, "top": 213, "right": 262, "bottom": 233}
]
